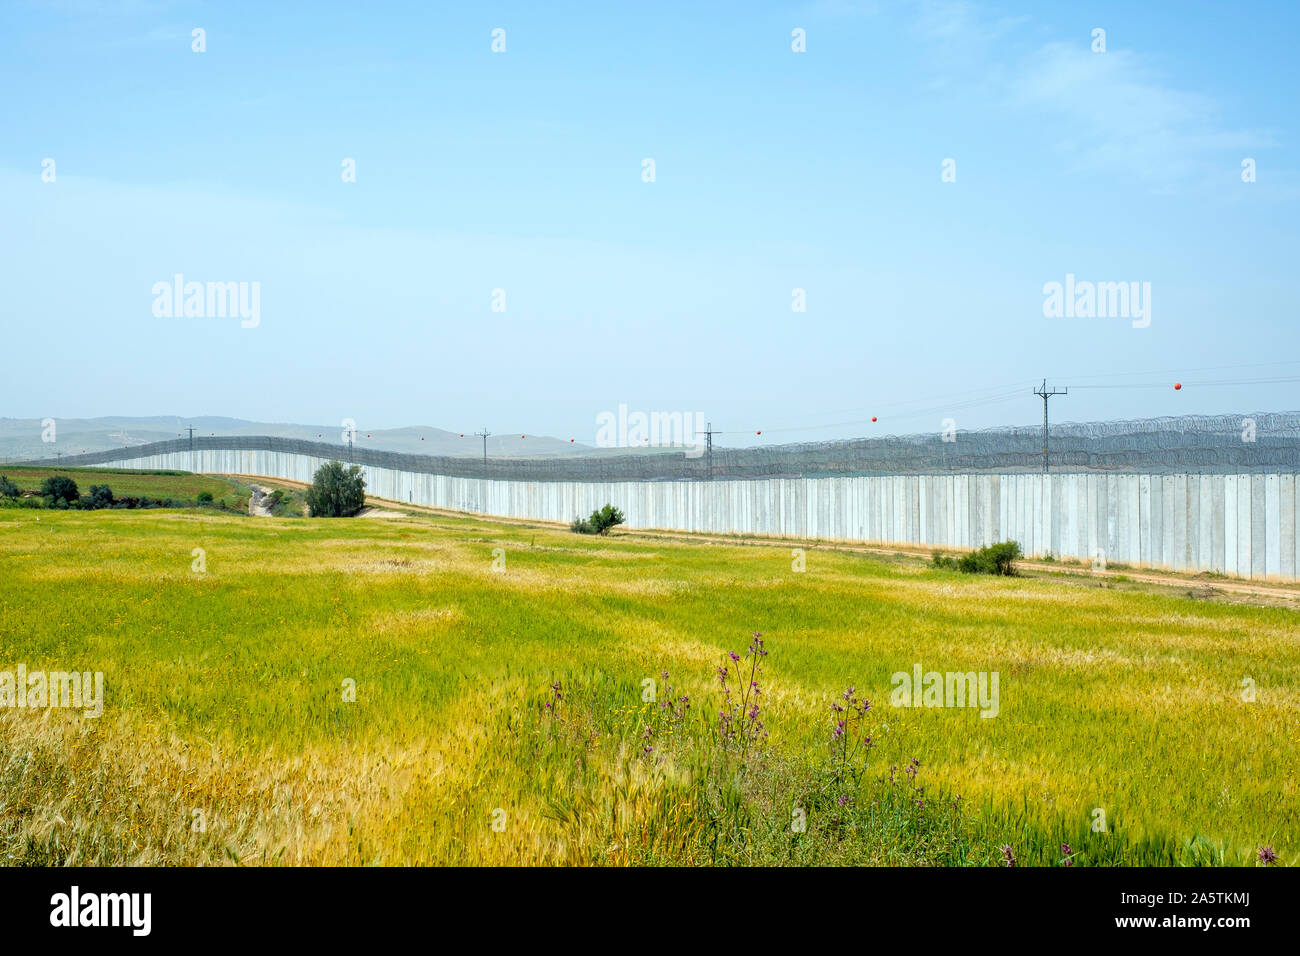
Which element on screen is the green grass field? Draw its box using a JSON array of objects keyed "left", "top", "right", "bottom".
[
  {"left": 0, "top": 505, "right": 1295, "bottom": 866},
  {"left": 0, "top": 466, "right": 248, "bottom": 511}
]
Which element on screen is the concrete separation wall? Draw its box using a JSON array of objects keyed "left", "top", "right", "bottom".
[{"left": 91, "top": 447, "right": 1300, "bottom": 581}]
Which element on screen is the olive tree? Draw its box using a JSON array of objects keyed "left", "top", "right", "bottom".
[{"left": 305, "top": 460, "right": 366, "bottom": 517}]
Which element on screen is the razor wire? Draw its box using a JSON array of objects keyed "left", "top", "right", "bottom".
[{"left": 22, "top": 412, "right": 1300, "bottom": 481}]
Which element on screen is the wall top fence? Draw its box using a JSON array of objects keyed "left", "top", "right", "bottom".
[{"left": 19, "top": 413, "right": 1300, "bottom": 483}]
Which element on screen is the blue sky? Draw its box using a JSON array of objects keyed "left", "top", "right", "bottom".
[{"left": 2, "top": 0, "right": 1296, "bottom": 446}]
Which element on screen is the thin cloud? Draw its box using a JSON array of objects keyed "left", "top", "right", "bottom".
[
  {"left": 906, "top": 2, "right": 1284, "bottom": 193},
  {"left": 910, "top": 0, "right": 1027, "bottom": 92},
  {"left": 1012, "top": 42, "right": 1272, "bottom": 187}
]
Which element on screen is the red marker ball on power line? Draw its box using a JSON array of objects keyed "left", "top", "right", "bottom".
[
  {"left": 756, "top": 430, "right": 762, "bottom": 435},
  {"left": 872, "top": 417, "right": 877, "bottom": 422},
  {"left": 1174, "top": 382, "right": 1182, "bottom": 390}
]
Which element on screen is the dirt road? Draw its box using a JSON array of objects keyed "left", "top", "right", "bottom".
[{"left": 247, "top": 484, "right": 274, "bottom": 517}]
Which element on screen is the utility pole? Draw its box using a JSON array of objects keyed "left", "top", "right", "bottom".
[
  {"left": 475, "top": 428, "right": 491, "bottom": 514},
  {"left": 476, "top": 428, "right": 491, "bottom": 474},
  {"left": 705, "top": 422, "right": 714, "bottom": 480},
  {"left": 1032, "top": 379, "right": 1067, "bottom": 474}
]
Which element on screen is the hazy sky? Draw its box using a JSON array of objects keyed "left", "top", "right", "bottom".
[{"left": 2, "top": 0, "right": 1296, "bottom": 446}]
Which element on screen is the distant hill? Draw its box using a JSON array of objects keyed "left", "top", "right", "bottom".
[{"left": 0, "top": 416, "right": 597, "bottom": 462}]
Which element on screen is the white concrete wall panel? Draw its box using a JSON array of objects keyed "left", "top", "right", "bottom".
[{"left": 99, "top": 451, "right": 1300, "bottom": 580}]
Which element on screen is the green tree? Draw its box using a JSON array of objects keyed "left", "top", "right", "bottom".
[
  {"left": 0, "top": 475, "right": 18, "bottom": 499},
  {"left": 40, "top": 475, "right": 79, "bottom": 504},
  {"left": 571, "top": 504, "right": 626, "bottom": 535},
  {"left": 590, "top": 504, "right": 625, "bottom": 534},
  {"left": 305, "top": 460, "right": 366, "bottom": 517},
  {"left": 86, "top": 484, "right": 115, "bottom": 509}
]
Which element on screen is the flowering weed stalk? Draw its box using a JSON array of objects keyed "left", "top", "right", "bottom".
[
  {"left": 828, "top": 685, "right": 874, "bottom": 803},
  {"left": 541, "top": 678, "right": 570, "bottom": 742},
  {"left": 641, "top": 669, "right": 691, "bottom": 759},
  {"left": 715, "top": 632, "right": 769, "bottom": 764}
]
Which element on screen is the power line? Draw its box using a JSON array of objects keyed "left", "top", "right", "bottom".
[
  {"left": 1056, "top": 358, "right": 1300, "bottom": 383},
  {"left": 716, "top": 387, "right": 1030, "bottom": 437},
  {"left": 778, "top": 380, "right": 1036, "bottom": 421},
  {"left": 1070, "top": 376, "right": 1300, "bottom": 390},
  {"left": 458, "top": 365, "right": 1297, "bottom": 451},
  {"left": 718, "top": 369, "right": 1297, "bottom": 439}
]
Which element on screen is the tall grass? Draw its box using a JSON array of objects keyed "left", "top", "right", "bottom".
[{"left": 0, "top": 508, "right": 1293, "bottom": 865}]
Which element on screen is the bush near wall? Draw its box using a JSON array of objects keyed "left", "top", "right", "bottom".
[
  {"left": 932, "top": 541, "right": 1023, "bottom": 576},
  {"left": 570, "top": 504, "right": 626, "bottom": 535}
]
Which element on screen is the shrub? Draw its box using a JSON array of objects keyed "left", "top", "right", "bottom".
[
  {"left": 970, "top": 541, "right": 1022, "bottom": 575},
  {"left": 932, "top": 540, "right": 1023, "bottom": 576},
  {"left": 40, "top": 475, "right": 78, "bottom": 504},
  {"left": 591, "top": 504, "right": 624, "bottom": 534},
  {"left": 305, "top": 460, "right": 367, "bottom": 517},
  {"left": 570, "top": 505, "right": 624, "bottom": 535},
  {"left": 86, "top": 485, "right": 114, "bottom": 509},
  {"left": 0, "top": 475, "right": 18, "bottom": 499},
  {"left": 266, "top": 488, "right": 302, "bottom": 517},
  {"left": 196, "top": 491, "right": 214, "bottom": 504}
]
